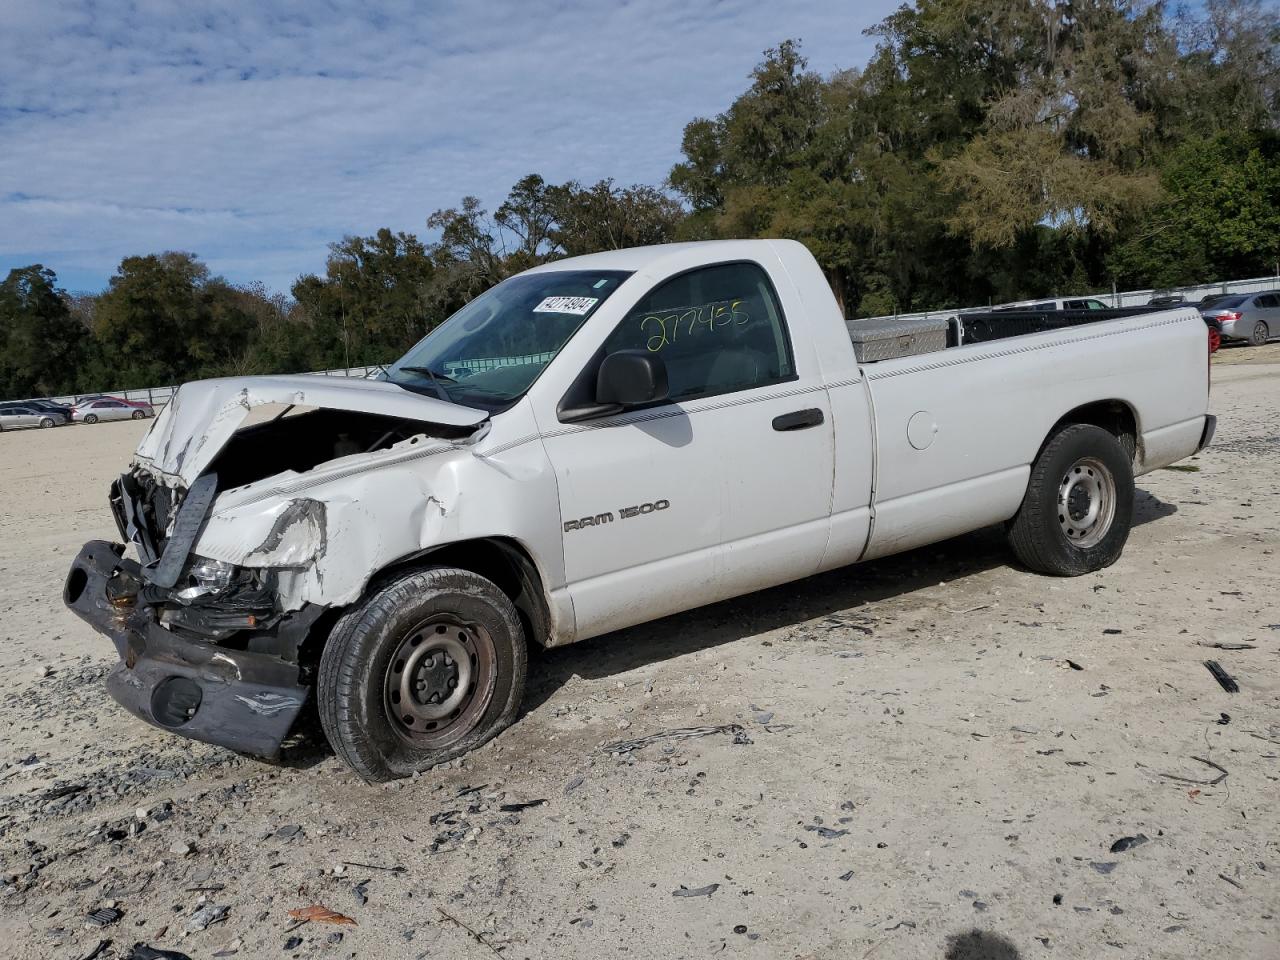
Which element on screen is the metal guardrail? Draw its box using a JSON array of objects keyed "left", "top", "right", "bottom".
[{"left": 859, "top": 273, "right": 1280, "bottom": 324}]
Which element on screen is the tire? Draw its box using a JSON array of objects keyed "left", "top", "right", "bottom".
[
  {"left": 39, "top": 417, "right": 54, "bottom": 428},
  {"left": 84, "top": 414, "right": 98, "bottom": 424},
  {"left": 317, "top": 566, "right": 527, "bottom": 782},
  {"left": 1007, "top": 424, "right": 1134, "bottom": 576},
  {"left": 1249, "top": 321, "right": 1269, "bottom": 346},
  {"left": 131, "top": 409, "right": 145, "bottom": 420}
]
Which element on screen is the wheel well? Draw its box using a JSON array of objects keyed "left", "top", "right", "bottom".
[
  {"left": 376, "top": 538, "right": 552, "bottom": 648},
  {"left": 1050, "top": 400, "right": 1139, "bottom": 463}
]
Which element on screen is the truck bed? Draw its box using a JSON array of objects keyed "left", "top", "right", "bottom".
[{"left": 847, "top": 305, "right": 1185, "bottom": 361}]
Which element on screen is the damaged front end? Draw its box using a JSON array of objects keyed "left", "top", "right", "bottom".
[
  {"left": 64, "top": 539, "right": 322, "bottom": 757},
  {"left": 65, "top": 374, "right": 492, "bottom": 757}
]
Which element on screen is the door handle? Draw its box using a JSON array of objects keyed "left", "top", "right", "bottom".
[{"left": 772, "top": 408, "right": 824, "bottom": 431}]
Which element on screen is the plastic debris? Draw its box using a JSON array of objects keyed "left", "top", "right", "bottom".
[
  {"left": 185, "top": 904, "right": 229, "bottom": 932},
  {"left": 1204, "top": 660, "right": 1240, "bottom": 693},
  {"left": 85, "top": 906, "right": 123, "bottom": 928},
  {"left": 672, "top": 883, "right": 720, "bottom": 898},
  {"left": 125, "top": 946, "right": 193, "bottom": 960},
  {"left": 288, "top": 905, "right": 357, "bottom": 925},
  {"left": 804, "top": 824, "right": 849, "bottom": 839},
  {"left": 603, "top": 724, "right": 744, "bottom": 755},
  {"left": 1109, "top": 834, "right": 1149, "bottom": 853},
  {"left": 498, "top": 799, "right": 547, "bottom": 812}
]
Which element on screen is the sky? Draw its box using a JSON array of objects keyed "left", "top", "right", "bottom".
[{"left": 0, "top": 0, "right": 898, "bottom": 294}]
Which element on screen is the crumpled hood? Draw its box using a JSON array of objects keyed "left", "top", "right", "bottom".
[{"left": 135, "top": 374, "right": 488, "bottom": 486}]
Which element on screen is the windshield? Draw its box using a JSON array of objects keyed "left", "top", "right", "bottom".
[{"left": 385, "top": 269, "right": 631, "bottom": 409}]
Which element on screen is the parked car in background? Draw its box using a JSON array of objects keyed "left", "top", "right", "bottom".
[
  {"left": 1148, "top": 292, "right": 1186, "bottom": 307},
  {"left": 0, "top": 404, "right": 69, "bottom": 430},
  {"left": 72, "top": 398, "right": 154, "bottom": 423},
  {"left": 993, "top": 296, "right": 1111, "bottom": 311},
  {"left": 1199, "top": 292, "right": 1279, "bottom": 346}
]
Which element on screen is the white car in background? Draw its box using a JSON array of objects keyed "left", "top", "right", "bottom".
[
  {"left": 993, "top": 296, "right": 1111, "bottom": 311},
  {"left": 72, "top": 397, "right": 154, "bottom": 423}
]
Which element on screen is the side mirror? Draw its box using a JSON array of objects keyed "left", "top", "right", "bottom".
[{"left": 596, "top": 350, "right": 669, "bottom": 407}]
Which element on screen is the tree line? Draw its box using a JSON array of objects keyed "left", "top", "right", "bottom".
[{"left": 3, "top": 0, "right": 1277, "bottom": 400}]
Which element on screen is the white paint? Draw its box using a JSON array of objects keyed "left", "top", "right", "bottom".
[
  {"left": 907, "top": 411, "right": 937, "bottom": 450},
  {"left": 136, "top": 373, "right": 487, "bottom": 486},
  {"left": 124, "top": 240, "right": 1210, "bottom": 646}
]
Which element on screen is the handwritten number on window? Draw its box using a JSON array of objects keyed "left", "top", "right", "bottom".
[{"left": 639, "top": 299, "right": 749, "bottom": 352}]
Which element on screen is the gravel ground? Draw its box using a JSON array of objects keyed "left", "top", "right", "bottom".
[{"left": 1, "top": 351, "right": 1277, "bottom": 960}]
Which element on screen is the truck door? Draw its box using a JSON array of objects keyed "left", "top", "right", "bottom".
[{"left": 541, "top": 259, "right": 833, "bottom": 640}]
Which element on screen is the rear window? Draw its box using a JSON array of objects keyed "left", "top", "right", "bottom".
[{"left": 1212, "top": 295, "right": 1249, "bottom": 308}]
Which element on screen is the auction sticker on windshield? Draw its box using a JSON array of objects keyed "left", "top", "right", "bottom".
[{"left": 533, "top": 296, "right": 598, "bottom": 315}]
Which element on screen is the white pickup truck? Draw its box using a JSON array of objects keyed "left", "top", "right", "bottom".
[{"left": 65, "top": 240, "right": 1215, "bottom": 780}]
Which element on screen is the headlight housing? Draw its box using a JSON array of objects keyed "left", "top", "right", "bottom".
[{"left": 173, "top": 556, "right": 239, "bottom": 603}]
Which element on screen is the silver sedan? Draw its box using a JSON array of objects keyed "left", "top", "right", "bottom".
[
  {"left": 72, "top": 398, "right": 155, "bottom": 423},
  {"left": 0, "top": 405, "right": 69, "bottom": 430},
  {"left": 1200, "top": 291, "right": 1279, "bottom": 346}
]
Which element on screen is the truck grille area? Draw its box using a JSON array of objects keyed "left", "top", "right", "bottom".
[{"left": 113, "top": 469, "right": 181, "bottom": 566}]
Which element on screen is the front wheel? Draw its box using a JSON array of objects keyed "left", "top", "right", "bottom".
[
  {"left": 317, "top": 566, "right": 527, "bottom": 782},
  {"left": 1249, "top": 321, "right": 1269, "bottom": 346},
  {"left": 1007, "top": 424, "right": 1134, "bottom": 576},
  {"left": 131, "top": 409, "right": 145, "bottom": 420},
  {"left": 39, "top": 417, "right": 55, "bottom": 428}
]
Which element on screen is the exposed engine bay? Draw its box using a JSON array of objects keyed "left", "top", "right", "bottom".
[
  {"left": 206, "top": 407, "right": 475, "bottom": 490},
  {"left": 106, "top": 408, "right": 476, "bottom": 647}
]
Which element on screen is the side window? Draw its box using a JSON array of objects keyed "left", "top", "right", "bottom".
[
  {"left": 1063, "top": 299, "right": 1084, "bottom": 310},
  {"left": 602, "top": 262, "right": 795, "bottom": 401},
  {"left": 1258, "top": 294, "right": 1278, "bottom": 308},
  {"left": 1087, "top": 299, "right": 1107, "bottom": 310}
]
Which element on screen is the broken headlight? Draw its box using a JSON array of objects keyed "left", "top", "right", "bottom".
[{"left": 173, "top": 556, "right": 239, "bottom": 603}]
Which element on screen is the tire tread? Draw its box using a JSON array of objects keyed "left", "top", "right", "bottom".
[
  {"left": 317, "top": 566, "right": 526, "bottom": 782},
  {"left": 1008, "top": 424, "right": 1133, "bottom": 577}
]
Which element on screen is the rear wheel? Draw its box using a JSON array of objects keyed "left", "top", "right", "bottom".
[
  {"left": 1007, "top": 424, "right": 1134, "bottom": 576},
  {"left": 318, "top": 566, "right": 527, "bottom": 782},
  {"left": 1249, "top": 321, "right": 1269, "bottom": 346},
  {"left": 84, "top": 413, "right": 98, "bottom": 424}
]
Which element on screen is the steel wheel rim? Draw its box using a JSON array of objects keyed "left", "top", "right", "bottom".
[
  {"left": 1058, "top": 456, "right": 1115, "bottom": 549},
  {"left": 382, "top": 615, "right": 496, "bottom": 748}
]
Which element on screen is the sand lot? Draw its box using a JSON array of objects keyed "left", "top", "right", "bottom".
[{"left": 1, "top": 351, "right": 1277, "bottom": 960}]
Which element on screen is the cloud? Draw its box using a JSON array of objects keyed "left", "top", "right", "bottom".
[{"left": 0, "top": 0, "right": 897, "bottom": 293}]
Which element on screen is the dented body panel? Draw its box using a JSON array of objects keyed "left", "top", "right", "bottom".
[
  {"left": 65, "top": 239, "right": 1212, "bottom": 758},
  {"left": 137, "top": 373, "right": 487, "bottom": 486}
]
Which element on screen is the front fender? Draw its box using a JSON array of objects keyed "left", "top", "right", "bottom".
[{"left": 194, "top": 455, "right": 463, "bottom": 611}]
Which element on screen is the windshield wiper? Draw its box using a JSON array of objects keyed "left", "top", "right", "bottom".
[
  {"left": 397, "top": 365, "right": 457, "bottom": 382},
  {"left": 394, "top": 365, "right": 456, "bottom": 402}
]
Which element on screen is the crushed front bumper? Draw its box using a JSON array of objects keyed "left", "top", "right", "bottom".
[{"left": 64, "top": 540, "right": 310, "bottom": 758}]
